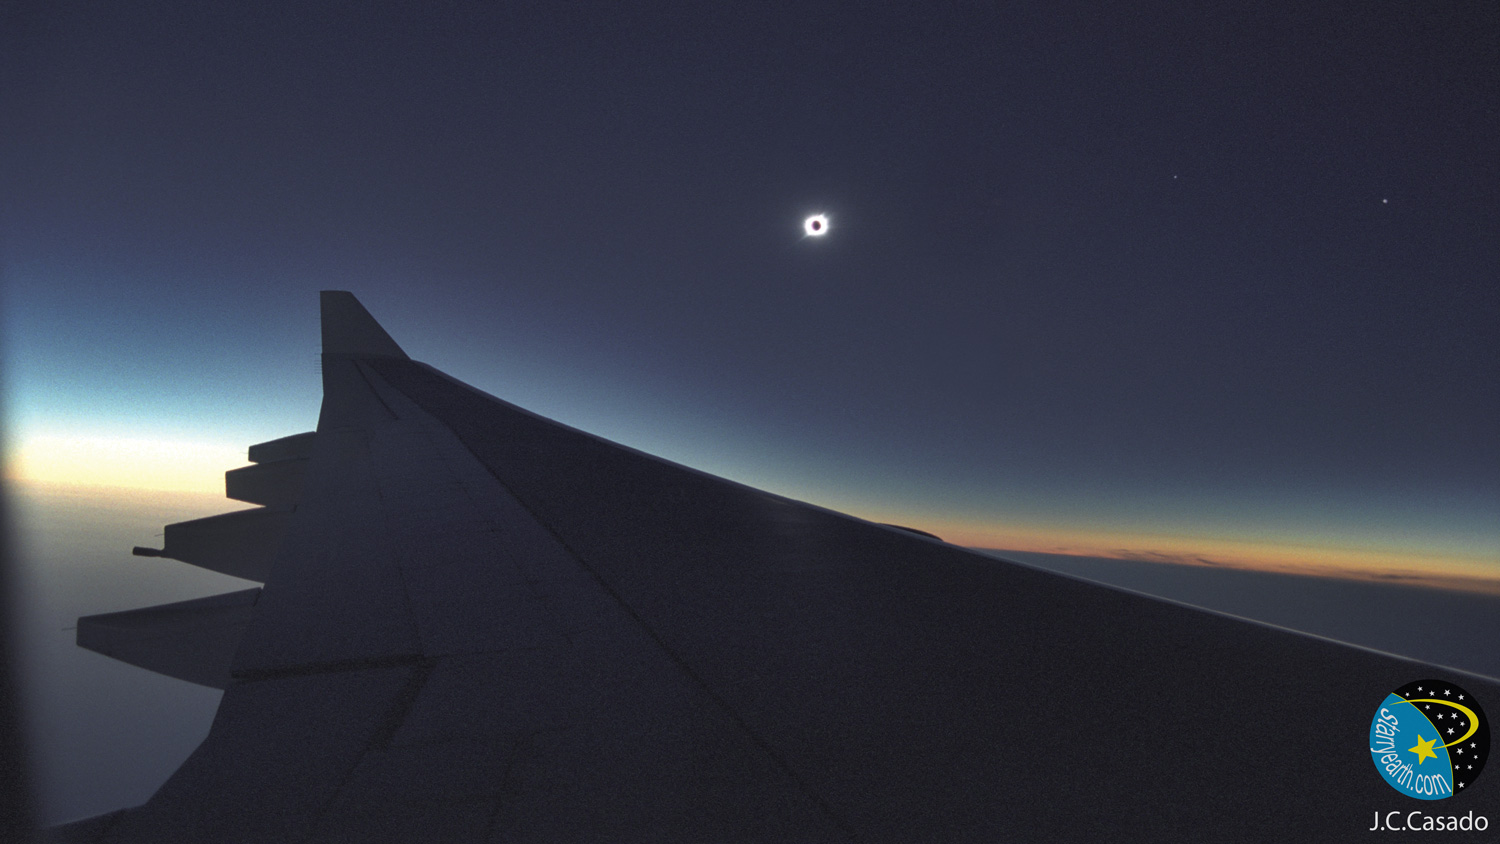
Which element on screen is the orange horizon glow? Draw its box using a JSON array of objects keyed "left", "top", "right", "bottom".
[{"left": 848, "top": 510, "right": 1500, "bottom": 598}]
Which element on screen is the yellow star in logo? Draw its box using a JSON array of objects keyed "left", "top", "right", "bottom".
[{"left": 1409, "top": 735, "right": 1439, "bottom": 765}]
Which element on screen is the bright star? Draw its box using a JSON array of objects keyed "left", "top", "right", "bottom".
[
  {"left": 803, "top": 214, "right": 829, "bottom": 237},
  {"left": 1410, "top": 735, "right": 1439, "bottom": 765}
]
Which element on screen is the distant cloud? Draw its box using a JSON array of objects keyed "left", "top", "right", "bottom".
[
  {"left": 1107, "top": 549, "right": 1228, "bottom": 568},
  {"left": 971, "top": 542, "right": 1500, "bottom": 596}
]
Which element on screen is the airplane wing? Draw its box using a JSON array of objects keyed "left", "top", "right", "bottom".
[{"left": 58, "top": 292, "right": 1498, "bottom": 842}]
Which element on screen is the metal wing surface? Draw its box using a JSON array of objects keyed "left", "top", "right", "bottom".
[{"left": 60, "top": 292, "right": 1500, "bottom": 842}]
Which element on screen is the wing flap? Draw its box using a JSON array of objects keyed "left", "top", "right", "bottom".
[
  {"left": 229, "top": 426, "right": 421, "bottom": 674},
  {"left": 77, "top": 588, "right": 261, "bottom": 689},
  {"left": 135, "top": 507, "right": 290, "bottom": 582},
  {"left": 225, "top": 458, "right": 307, "bottom": 509},
  {"left": 246, "top": 431, "right": 317, "bottom": 464}
]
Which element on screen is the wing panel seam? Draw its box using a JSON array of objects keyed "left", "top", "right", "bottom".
[{"left": 371, "top": 360, "right": 864, "bottom": 844}]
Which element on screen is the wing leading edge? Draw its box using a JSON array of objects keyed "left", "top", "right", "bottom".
[{"left": 63, "top": 291, "right": 1500, "bottom": 842}]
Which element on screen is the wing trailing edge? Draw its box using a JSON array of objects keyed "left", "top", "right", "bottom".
[{"left": 58, "top": 290, "right": 1500, "bottom": 843}]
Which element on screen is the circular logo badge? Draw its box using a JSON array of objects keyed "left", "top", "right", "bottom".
[{"left": 1370, "top": 680, "right": 1489, "bottom": 799}]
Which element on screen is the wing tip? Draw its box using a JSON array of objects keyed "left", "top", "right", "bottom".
[{"left": 320, "top": 291, "right": 409, "bottom": 359}]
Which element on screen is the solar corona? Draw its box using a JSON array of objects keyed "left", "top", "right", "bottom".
[{"left": 803, "top": 214, "right": 828, "bottom": 236}]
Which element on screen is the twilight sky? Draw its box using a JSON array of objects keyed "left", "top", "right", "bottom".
[{"left": 4, "top": 1, "right": 1498, "bottom": 586}]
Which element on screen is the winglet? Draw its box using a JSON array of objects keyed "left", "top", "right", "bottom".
[{"left": 320, "top": 291, "right": 408, "bottom": 359}]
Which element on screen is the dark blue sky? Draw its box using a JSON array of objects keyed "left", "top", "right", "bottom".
[{"left": 4, "top": 1, "right": 1497, "bottom": 580}]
